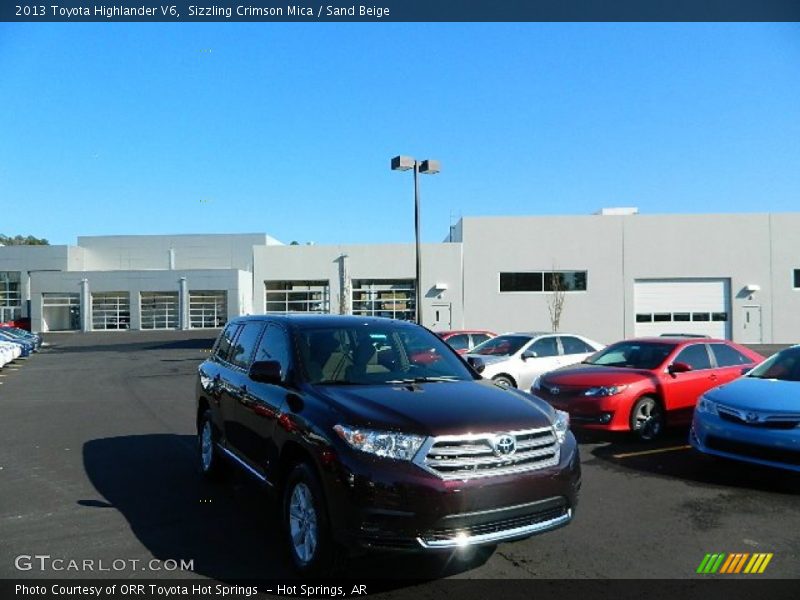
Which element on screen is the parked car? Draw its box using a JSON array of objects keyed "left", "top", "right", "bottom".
[
  {"left": 466, "top": 332, "right": 604, "bottom": 390},
  {"left": 691, "top": 345, "right": 800, "bottom": 472},
  {"left": 436, "top": 330, "right": 497, "bottom": 354},
  {"left": 533, "top": 337, "right": 763, "bottom": 441},
  {"left": 0, "top": 326, "right": 42, "bottom": 351},
  {"left": 196, "top": 315, "right": 580, "bottom": 573},
  {"left": 0, "top": 330, "right": 34, "bottom": 357},
  {"left": 0, "top": 340, "right": 20, "bottom": 367}
]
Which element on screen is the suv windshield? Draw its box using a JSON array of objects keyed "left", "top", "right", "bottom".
[
  {"left": 748, "top": 347, "right": 800, "bottom": 382},
  {"left": 584, "top": 341, "right": 676, "bottom": 370},
  {"left": 471, "top": 335, "right": 531, "bottom": 357},
  {"left": 295, "top": 324, "right": 475, "bottom": 385}
]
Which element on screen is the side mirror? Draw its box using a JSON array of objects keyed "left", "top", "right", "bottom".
[
  {"left": 668, "top": 361, "right": 692, "bottom": 375},
  {"left": 467, "top": 356, "right": 486, "bottom": 374},
  {"left": 521, "top": 350, "right": 538, "bottom": 361},
  {"left": 249, "top": 360, "right": 283, "bottom": 384}
]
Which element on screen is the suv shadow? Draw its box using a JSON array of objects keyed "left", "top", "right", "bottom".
[{"left": 81, "top": 434, "right": 493, "bottom": 580}]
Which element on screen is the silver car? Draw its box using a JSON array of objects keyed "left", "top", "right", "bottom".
[{"left": 467, "top": 332, "right": 605, "bottom": 389}]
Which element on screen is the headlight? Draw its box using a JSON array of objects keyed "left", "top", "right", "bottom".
[
  {"left": 584, "top": 385, "right": 627, "bottom": 397},
  {"left": 333, "top": 425, "right": 425, "bottom": 461},
  {"left": 552, "top": 409, "right": 570, "bottom": 444},
  {"left": 696, "top": 396, "right": 719, "bottom": 415}
]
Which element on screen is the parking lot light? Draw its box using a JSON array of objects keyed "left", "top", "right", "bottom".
[{"left": 390, "top": 155, "right": 441, "bottom": 325}]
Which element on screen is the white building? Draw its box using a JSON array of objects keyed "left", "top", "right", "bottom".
[{"left": 1, "top": 211, "right": 798, "bottom": 344}]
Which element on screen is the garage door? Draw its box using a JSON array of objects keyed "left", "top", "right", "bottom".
[
  {"left": 92, "top": 292, "right": 131, "bottom": 330},
  {"left": 189, "top": 290, "right": 227, "bottom": 329},
  {"left": 634, "top": 279, "right": 731, "bottom": 339},
  {"left": 141, "top": 292, "right": 179, "bottom": 330},
  {"left": 42, "top": 293, "right": 81, "bottom": 331}
]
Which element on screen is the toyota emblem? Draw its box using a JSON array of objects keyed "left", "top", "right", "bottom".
[
  {"left": 549, "top": 386, "right": 561, "bottom": 395},
  {"left": 745, "top": 411, "right": 759, "bottom": 423},
  {"left": 493, "top": 434, "right": 516, "bottom": 456}
]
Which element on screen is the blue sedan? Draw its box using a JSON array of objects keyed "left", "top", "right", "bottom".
[
  {"left": 0, "top": 330, "right": 34, "bottom": 357},
  {"left": 691, "top": 345, "right": 800, "bottom": 473}
]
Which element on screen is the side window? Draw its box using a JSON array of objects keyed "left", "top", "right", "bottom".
[
  {"left": 529, "top": 337, "right": 559, "bottom": 358},
  {"left": 560, "top": 336, "right": 593, "bottom": 355},
  {"left": 446, "top": 334, "right": 470, "bottom": 351},
  {"left": 674, "top": 344, "right": 712, "bottom": 370},
  {"left": 711, "top": 344, "right": 752, "bottom": 367},
  {"left": 229, "top": 322, "right": 265, "bottom": 369},
  {"left": 215, "top": 323, "right": 239, "bottom": 362},
  {"left": 253, "top": 324, "right": 291, "bottom": 381},
  {"left": 471, "top": 333, "right": 492, "bottom": 347}
]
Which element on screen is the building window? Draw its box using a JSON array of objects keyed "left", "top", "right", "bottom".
[
  {"left": 352, "top": 279, "right": 415, "bottom": 321},
  {"left": 0, "top": 271, "right": 22, "bottom": 322},
  {"left": 794, "top": 269, "right": 800, "bottom": 289},
  {"left": 499, "top": 271, "right": 587, "bottom": 292},
  {"left": 265, "top": 280, "right": 330, "bottom": 313}
]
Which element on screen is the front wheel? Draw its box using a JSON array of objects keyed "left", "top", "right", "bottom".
[
  {"left": 629, "top": 396, "right": 664, "bottom": 442},
  {"left": 283, "top": 463, "right": 337, "bottom": 575},
  {"left": 492, "top": 375, "right": 516, "bottom": 389}
]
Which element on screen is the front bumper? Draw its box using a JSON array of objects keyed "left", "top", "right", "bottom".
[
  {"left": 323, "top": 434, "right": 581, "bottom": 550},
  {"left": 539, "top": 392, "right": 629, "bottom": 432},
  {"left": 690, "top": 411, "right": 800, "bottom": 473}
]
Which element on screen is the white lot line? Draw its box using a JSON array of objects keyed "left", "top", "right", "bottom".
[{"left": 612, "top": 445, "right": 691, "bottom": 459}]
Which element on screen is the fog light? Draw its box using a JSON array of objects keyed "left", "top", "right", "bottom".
[
  {"left": 598, "top": 413, "right": 613, "bottom": 424},
  {"left": 455, "top": 532, "right": 470, "bottom": 547}
]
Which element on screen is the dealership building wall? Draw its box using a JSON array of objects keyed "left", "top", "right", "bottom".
[{"left": 1, "top": 212, "right": 798, "bottom": 343}]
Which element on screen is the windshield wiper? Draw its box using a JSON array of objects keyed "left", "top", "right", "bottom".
[{"left": 387, "top": 376, "right": 461, "bottom": 384}]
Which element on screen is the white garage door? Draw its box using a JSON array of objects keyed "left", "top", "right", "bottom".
[{"left": 634, "top": 279, "right": 731, "bottom": 339}]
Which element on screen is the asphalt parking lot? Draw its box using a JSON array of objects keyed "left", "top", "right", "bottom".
[{"left": 0, "top": 331, "right": 798, "bottom": 581}]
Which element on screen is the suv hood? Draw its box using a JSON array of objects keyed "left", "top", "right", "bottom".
[
  {"left": 314, "top": 380, "right": 554, "bottom": 436},
  {"left": 542, "top": 364, "right": 656, "bottom": 386}
]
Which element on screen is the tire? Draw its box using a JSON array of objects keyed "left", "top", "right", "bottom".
[
  {"left": 283, "top": 462, "right": 337, "bottom": 575},
  {"left": 629, "top": 396, "right": 665, "bottom": 442},
  {"left": 492, "top": 375, "right": 516, "bottom": 389},
  {"left": 197, "top": 409, "right": 227, "bottom": 479}
]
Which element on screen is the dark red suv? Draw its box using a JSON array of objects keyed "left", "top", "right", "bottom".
[
  {"left": 197, "top": 315, "right": 580, "bottom": 573},
  {"left": 532, "top": 337, "right": 763, "bottom": 441}
]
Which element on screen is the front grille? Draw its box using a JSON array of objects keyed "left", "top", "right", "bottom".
[
  {"left": 417, "top": 427, "right": 560, "bottom": 480},
  {"left": 421, "top": 506, "right": 568, "bottom": 543},
  {"left": 706, "top": 435, "right": 800, "bottom": 466},
  {"left": 717, "top": 405, "right": 800, "bottom": 430}
]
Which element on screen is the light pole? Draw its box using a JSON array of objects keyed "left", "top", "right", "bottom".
[{"left": 390, "top": 155, "right": 440, "bottom": 325}]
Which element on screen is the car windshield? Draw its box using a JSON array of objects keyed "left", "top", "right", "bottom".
[
  {"left": 748, "top": 347, "right": 800, "bottom": 382},
  {"left": 295, "top": 323, "right": 475, "bottom": 385},
  {"left": 584, "top": 341, "right": 676, "bottom": 370},
  {"left": 471, "top": 335, "right": 531, "bottom": 357}
]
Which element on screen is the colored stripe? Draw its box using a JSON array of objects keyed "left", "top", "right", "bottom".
[
  {"left": 697, "top": 554, "right": 713, "bottom": 574},
  {"left": 719, "top": 554, "right": 736, "bottom": 574},
  {"left": 734, "top": 553, "right": 749, "bottom": 573},
  {"left": 744, "top": 554, "right": 761, "bottom": 574},
  {"left": 710, "top": 553, "right": 726, "bottom": 573},
  {"left": 758, "top": 554, "right": 773, "bottom": 573},
  {"left": 722, "top": 553, "right": 738, "bottom": 573}
]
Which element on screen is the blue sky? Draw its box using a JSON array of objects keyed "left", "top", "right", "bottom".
[{"left": 1, "top": 23, "right": 798, "bottom": 245}]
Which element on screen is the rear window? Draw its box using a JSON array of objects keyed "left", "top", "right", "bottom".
[{"left": 710, "top": 344, "right": 752, "bottom": 367}]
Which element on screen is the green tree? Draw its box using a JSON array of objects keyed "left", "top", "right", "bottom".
[{"left": 0, "top": 234, "right": 50, "bottom": 246}]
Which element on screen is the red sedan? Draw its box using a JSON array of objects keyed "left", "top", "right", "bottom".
[
  {"left": 436, "top": 330, "right": 497, "bottom": 355},
  {"left": 532, "top": 337, "right": 764, "bottom": 441}
]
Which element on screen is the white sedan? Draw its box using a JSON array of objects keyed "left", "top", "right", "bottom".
[
  {"left": 466, "top": 332, "right": 604, "bottom": 390},
  {"left": 0, "top": 340, "right": 21, "bottom": 369}
]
